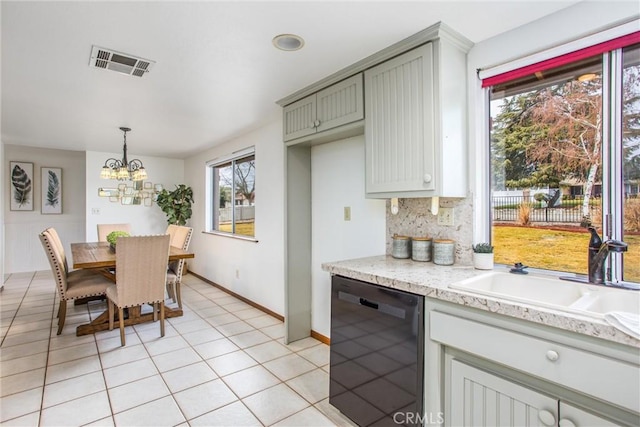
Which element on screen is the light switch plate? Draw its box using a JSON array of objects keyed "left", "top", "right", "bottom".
[
  {"left": 437, "top": 207, "right": 454, "bottom": 226},
  {"left": 344, "top": 206, "right": 351, "bottom": 221}
]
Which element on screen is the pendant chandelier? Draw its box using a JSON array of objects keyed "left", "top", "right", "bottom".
[{"left": 100, "top": 127, "right": 148, "bottom": 181}]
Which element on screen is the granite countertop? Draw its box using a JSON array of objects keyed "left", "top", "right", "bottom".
[{"left": 321, "top": 255, "right": 640, "bottom": 348}]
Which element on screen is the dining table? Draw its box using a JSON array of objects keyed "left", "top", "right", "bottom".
[{"left": 71, "top": 241, "right": 195, "bottom": 336}]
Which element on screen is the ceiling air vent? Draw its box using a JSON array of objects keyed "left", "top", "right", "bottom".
[{"left": 89, "top": 46, "right": 155, "bottom": 78}]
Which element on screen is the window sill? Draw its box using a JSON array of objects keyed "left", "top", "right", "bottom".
[{"left": 202, "top": 230, "right": 259, "bottom": 243}]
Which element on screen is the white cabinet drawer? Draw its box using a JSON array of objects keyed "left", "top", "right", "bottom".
[{"left": 430, "top": 311, "right": 640, "bottom": 413}]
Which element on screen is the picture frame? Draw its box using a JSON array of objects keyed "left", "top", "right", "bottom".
[
  {"left": 134, "top": 180, "right": 143, "bottom": 191},
  {"left": 9, "top": 161, "right": 34, "bottom": 211},
  {"left": 144, "top": 182, "right": 153, "bottom": 190},
  {"left": 41, "top": 167, "right": 62, "bottom": 214}
]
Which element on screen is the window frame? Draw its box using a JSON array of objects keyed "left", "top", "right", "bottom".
[
  {"left": 477, "top": 26, "right": 639, "bottom": 284},
  {"left": 205, "top": 146, "right": 257, "bottom": 242}
]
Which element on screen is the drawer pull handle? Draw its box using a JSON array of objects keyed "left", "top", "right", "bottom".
[
  {"left": 359, "top": 298, "right": 379, "bottom": 310},
  {"left": 546, "top": 350, "right": 559, "bottom": 361},
  {"left": 538, "top": 410, "right": 556, "bottom": 426},
  {"left": 423, "top": 174, "right": 432, "bottom": 183},
  {"left": 559, "top": 419, "right": 577, "bottom": 427}
]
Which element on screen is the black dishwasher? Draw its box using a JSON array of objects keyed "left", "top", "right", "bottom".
[{"left": 330, "top": 275, "right": 424, "bottom": 426}]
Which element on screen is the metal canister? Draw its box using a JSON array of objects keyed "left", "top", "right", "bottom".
[
  {"left": 411, "top": 237, "right": 432, "bottom": 262},
  {"left": 392, "top": 235, "right": 411, "bottom": 259},
  {"left": 433, "top": 239, "right": 455, "bottom": 265}
]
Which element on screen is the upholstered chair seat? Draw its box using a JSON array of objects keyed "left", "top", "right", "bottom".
[
  {"left": 165, "top": 225, "right": 193, "bottom": 308},
  {"left": 39, "top": 228, "right": 112, "bottom": 334}
]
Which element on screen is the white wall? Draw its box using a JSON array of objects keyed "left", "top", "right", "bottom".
[
  {"left": 4, "top": 145, "right": 86, "bottom": 273},
  {"left": 85, "top": 151, "right": 184, "bottom": 241},
  {"left": 1, "top": 141, "right": 5, "bottom": 283},
  {"left": 311, "top": 136, "right": 386, "bottom": 336},
  {"left": 184, "top": 119, "right": 285, "bottom": 315},
  {"left": 467, "top": 1, "right": 640, "bottom": 243}
]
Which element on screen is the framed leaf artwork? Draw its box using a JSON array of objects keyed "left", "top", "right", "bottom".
[
  {"left": 41, "top": 167, "right": 62, "bottom": 214},
  {"left": 10, "top": 161, "right": 34, "bottom": 211}
]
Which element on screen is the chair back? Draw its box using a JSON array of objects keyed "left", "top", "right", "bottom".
[
  {"left": 166, "top": 225, "right": 193, "bottom": 250},
  {"left": 97, "top": 223, "right": 132, "bottom": 242},
  {"left": 42, "top": 227, "right": 69, "bottom": 273},
  {"left": 166, "top": 225, "right": 193, "bottom": 277},
  {"left": 115, "top": 235, "right": 170, "bottom": 308},
  {"left": 39, "top": 229, "right": 69, "bottom": 298}
]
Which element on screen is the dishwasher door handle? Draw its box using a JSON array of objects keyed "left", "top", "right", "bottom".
[{"left": 359, "top": 298, "right": 379, "bottom": 310}]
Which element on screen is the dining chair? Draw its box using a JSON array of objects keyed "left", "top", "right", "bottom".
[
  {"left": 97, "top": 223, "right": 132, "bottom": 242},
  {"left": 106, "top": 234, "right": 171, "bottom": 346},
  {"left": 166, "top": 225, "right": 193, "bottom": 309},
  {"left": 39, "top": 228, "right": 113, "bottom": 334}
]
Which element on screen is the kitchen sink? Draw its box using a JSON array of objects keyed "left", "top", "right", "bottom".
[
  {"left": 449, "top": 271, "right": 640, "bottom": 318},
  {"left": 572, "top": 290, "right": 640, "bottom": 315},
  {"left": 449, "top": 272, "right": 588, "bottom": 308}
]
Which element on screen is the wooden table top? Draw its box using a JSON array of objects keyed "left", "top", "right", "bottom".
[{"left": 71, "top": 241, "right": 194, "bottom": 269}]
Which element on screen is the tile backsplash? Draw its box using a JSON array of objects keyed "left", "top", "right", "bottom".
[{"left": 386, "top": 197, "right": 474, "bottom": 265}]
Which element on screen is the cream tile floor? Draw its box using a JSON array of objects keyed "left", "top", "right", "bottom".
[{"left": 0, "top": 271, "right": 357, "bottom": 427}]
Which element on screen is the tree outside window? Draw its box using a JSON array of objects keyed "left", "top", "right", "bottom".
[
  {"left": 210, "top": 151, "right": 255, "bottom": 237},
  {"left": 489, "top": 45, "right": 639, "bottom": 283}
]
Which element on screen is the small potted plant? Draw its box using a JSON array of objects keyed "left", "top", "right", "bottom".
[
  {"left": 106, "top": 230, "right": 130, "bottom": 252},
  {"left": 472, "top": 243, "right": 494, "bottom": 270}
]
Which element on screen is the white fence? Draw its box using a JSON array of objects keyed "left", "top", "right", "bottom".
[{"left": 219, "top": 206, "right": 255, "bottom": 222}]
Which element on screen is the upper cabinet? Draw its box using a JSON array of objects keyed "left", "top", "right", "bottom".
[
  {"left": 365, "top": 44, "right": 435, "bottom": 195},
  {"left": 365, "top": 35, "right": 470, "bottom": 198},
  {"left": 278, "top": 22, "right": 473, "bottom": 196},
  {"left": 283, "top": 74, "right": 364, "bottom": 143}
]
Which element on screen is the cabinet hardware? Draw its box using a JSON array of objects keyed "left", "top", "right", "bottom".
[{"left": 546, "top": 350, "right": 559, "bottom": 361}]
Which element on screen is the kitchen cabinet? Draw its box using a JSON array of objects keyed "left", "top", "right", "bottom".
[
  {"left": 450, "top": 360, "right": 618, "bottom": 426},
  {"left": 282, "top": 73, "right": 363, "bottom": 143},
  {"left": 429, "top": 308, "right": 640, "bottom": 426},
  {"left": 364, "top": 36, "right": 469, "bottom": 198}
]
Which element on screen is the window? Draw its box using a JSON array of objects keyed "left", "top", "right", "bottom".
[
  {"left": 487, "top": 42, "right": 639, "bottom": 284},
  {"left": 207, "top": 148, "right": 255, "bottom": 238}
]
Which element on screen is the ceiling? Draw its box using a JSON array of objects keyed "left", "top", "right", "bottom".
[{"left": 1, "top": 1, "right": 580, "bottom": 159}]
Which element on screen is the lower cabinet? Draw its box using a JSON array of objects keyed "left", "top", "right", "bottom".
[
  {"left": 427, "top": 305, "right": 640, "bottom": 427},
  {"left": 449, "top": 359, "right": 618, "bottom": 426}
]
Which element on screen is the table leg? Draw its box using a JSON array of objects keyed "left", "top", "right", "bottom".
[{"left": 76, "top": 304, "right": 183, "bottom": 336}]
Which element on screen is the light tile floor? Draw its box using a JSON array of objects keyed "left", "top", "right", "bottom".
[{"left": 0, "top": 271, "right": 357, "bottom": 427}]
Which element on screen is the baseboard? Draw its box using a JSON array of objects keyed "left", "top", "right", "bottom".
[
  {"left": 187, "top": 271, "right": 284, "bottom": 322},
  {"left": 311, "top": 329, "right": 330, "bottom": 345},
  {"left": 187, "top": 271, "right": 331, "bottom": 345}
]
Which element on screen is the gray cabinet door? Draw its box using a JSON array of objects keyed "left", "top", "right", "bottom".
[
  {"left": 364, "top": 43, "right": 435, "bottom": 195},
  {"left": 283, "top": 94, "right": 316, "bottom": 141},
  {"left": 316, "top": 74, "right": 363, "bottom": 133},
  {"left": 283, "top": 74, "right": 364, "bottom": 143},
  {"left": 450, "top": 359, "right": 558, "bottom": 427}
]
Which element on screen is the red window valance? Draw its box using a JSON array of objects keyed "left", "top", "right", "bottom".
[{"left": 482, "top": 31, "right": 640, "bottom": 88}]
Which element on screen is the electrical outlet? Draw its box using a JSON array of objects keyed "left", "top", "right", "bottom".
[
  {"left": 344, "top": 206, "right": 351, "bottom": 221},
  {"left": 437, "top": 207, "right": 454, "bottom": 226},
  {"left": 91, "top": 208, "right": 100, "bottom": 215}
]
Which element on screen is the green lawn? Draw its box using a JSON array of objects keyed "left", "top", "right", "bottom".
[
  {"left": 493, "top": 225, "right": 640, "bottom": 282},
  {"left": 218, "top": 221, "right": 255, "bottom": 237}
]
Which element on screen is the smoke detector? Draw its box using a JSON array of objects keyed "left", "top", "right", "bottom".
[{"left": 89, "top": 46, "right": 155, "bottom": 77}]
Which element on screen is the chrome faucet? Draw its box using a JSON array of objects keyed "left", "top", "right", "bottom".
[{"left": 587, "top": 227, "right": 628, "bottom": 285}]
